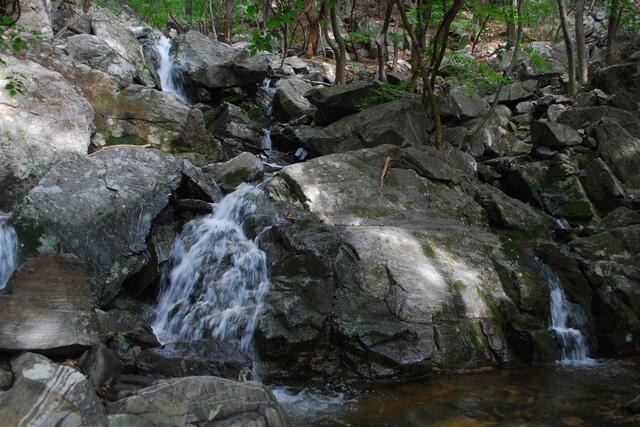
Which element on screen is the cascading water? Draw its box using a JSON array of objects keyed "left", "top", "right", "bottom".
[
  {"left": 0, "top": 213, "right": 18, "bottom": 291},
  {"left": 152, "top": 184, "right": 270, "bottom": 351},
  {"left": 543, "top": 263, "right": 595, "bottom": 365},
  {"left": 261, "top": 129, "right": 272, "bottom": 152},
  {"left": 156, "top": 35, "right": 188, "bottom": 103}
]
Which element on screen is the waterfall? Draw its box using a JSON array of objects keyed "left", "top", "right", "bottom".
[
  {"left": 152, "top": 184, "right": 270, "bottom": 351},
  {"left": 156, "top": 35, "right": 187, "bottom": 103},
  {"left": 544, "top": 264, "right": 595, "bottom": 365},
  {"left": 261, "top": 129, "right": 272, "bottom": 152},
  {"left": 0, "top": 213, "right": 18, "bottom": 291}
]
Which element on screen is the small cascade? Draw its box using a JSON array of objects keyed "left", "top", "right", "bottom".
[
  {"left": 0, "top": 213, "right": 18, "bottom": 291},
  {"left": 543, "top": 263, "right": 595, "bottom": 365},
  {"left": 261, "top": 129, "right": 272, "bottom": 152},
  {"left": 156, "top": 35, "right": 187, "bottom": 103},
  {"left": 152, "top": 184, "right": 270, "bottom": 351},
  {"left": 256, "top": 78, "right": 276, "bottom": 115}
]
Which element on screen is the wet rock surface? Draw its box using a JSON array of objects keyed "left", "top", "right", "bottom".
[{"left": 0, "top": 256, "right": 100, "bottom": 354}]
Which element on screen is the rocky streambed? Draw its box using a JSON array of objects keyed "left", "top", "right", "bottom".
[{"left": 1, "top": 1, "right": 640, "bottom": 426}]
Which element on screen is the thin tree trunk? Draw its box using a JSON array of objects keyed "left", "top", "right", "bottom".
[
  {"left": 606, "top": 0, "right": 620, "bottom": 65},
  {"left": 209, "top": 0, "right": 217, "bottom": 39},
  {"left": 376, "top": 1, "right": 394, "bottom": 82},
  {"left": 395, "top": 0, "right": 445, "bottom": 150},
  {"left": 557, "top": 0, "right": 577, "bottom": 96},
  {"left": 575, "top": 0, "right": 588, "bottom": 83},
  {"left": 330, "top": 3, "right": 347, "bottom": 84},
  {"left": 304, "top": 0, "right": 320, "bottom": 56},
  {"left": 506, "top": 0, "right": 517, "bottom": 48},
  {"left": 224, "top": 0, "right": 233, "bottom": 43}
]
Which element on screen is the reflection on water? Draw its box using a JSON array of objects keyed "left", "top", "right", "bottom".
[{"left": 279, "top": 359, "right": 640, "bottom": 426}]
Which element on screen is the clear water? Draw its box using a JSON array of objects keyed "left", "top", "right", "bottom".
[
  {"left": 0, "top": 213, "right": 18, "bottom": 291},
  {"left": 156, "top": 36, "right": 187, "bottom": 103},
  {"left": 279, "top": 360, "right": 640, "bottom": 426},
  {"left": 152, "top": 184, "right": 269, "bottom": 351}
]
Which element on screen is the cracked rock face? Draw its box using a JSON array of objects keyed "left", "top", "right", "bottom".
[
  {"left": 0, "top": 54, "right": 94, "bottom": 210},
  {"left": 16, "top": 147, "right": 183, "bottom": 305},
  {"left": 254, "top": 145, "right": 559, "bottom": 382}
]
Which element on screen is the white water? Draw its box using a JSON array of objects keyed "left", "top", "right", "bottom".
[
  {"left": 261, "top": 129, "right": 272, "bottom": 152},
  {"left": 156, "top": 35, "right": 187, "bottom": 103},
  {"left": 0, "top": 213, "right": 18, "bottom": 291},
  {"left": 152, "top": 184, "right": 270, "bottom": 351},
  {"left": 545, "top": 265, "right": 595, "bottom": 365}
]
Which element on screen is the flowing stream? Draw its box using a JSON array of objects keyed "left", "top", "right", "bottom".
[
  {"left": 152, "top": 184, "right": 270, "bottom": 351},
  {"left": 156, "top": 35, "right": 188, "bottom": 103},
  {"left": 0, "top": 213, "right": 18, "bottom": 291}
]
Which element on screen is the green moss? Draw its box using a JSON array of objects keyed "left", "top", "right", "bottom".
[
  {"left": 421, "top": 243, "right": 435, "bottom": 258},
  {"left": 222, "top": 169, "right": 250, "bottom": 188},
  {"left": 106, "top": 135, "right": 147, "bottom": 146},
  {"left": 453, "top": 280, "right": 467, "bottom": 292},
  {"left": 246, "top": 106, "right": 264, "bottom": 121},
  {"left": 467, "top": 324, "right": 482, "bottom": 347},
  {"left": 530, "top": 329, "right": 558, "bottom": 363},
  {"left": 558, "top": 199, "right": 596, "bottom": 220},
  {"left": 402, "top": 200, "right": 414, "bottom": 210}
]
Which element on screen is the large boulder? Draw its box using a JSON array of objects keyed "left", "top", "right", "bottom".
[
  {"left": 107, "top": 376, "right": 289, "bottom": 427},
  {"left": 570, "top": 226, "right": 640, "bottom": 354},
  {"left": 557, "top": 106, "right": 640, "bottom": 139},
  {"left": 15, "top": 147, "right": 186, "bottom": 304},
  {"left": 90, "top": 7, "right": 155, "bottom": 86},
  {"left": 272, "top": 78, "right": 315, "bottom": 121},
  {"left": 440, "top": 90, "right": 490, "bottom": 121},
  {"left": 305, "top": 80, "right": 383, "bottom": 124},
  {"left": 291, "top": 97, "right": 432, "bottom": 155},
  {"left": 579, "top": 158, "right": 626, "bottom": 215},
  {"left": 204, "top": 152, "right": 264, "bottom": 191},
  {"left": 174, "top": 31, "right": 269, "bottom": 90},
  {"left": 531, "top": 120, "right": 582, "bottom": 148},
  {"left": 502, "top": 155, "right": 598, "bottom": 224},
  {"left": 27, "top": 46, "right": 208, "bottom": 152},
  {"left": 496, "top": 80, "right": 538, "bottom": 104},
  {"left": 63, "top": 34, "right": 138, "bottom": 84},
  {"left": 0, "top": 352, "right": 108, "bottom": 426},
  {"left": 592, "top": 62, "right": 640, "bottom": 112},
  {"left": 594, "top": 118, "right": 640, "bottom": 187},
  {"left": 0, "top": 54, "right": 94, "bottom": 209},
  {"left": 257, "top": 145, "right": 561, "bottom": 381},
  {"left": 0, "top": 256, "right": 100, "bottom": 354}
]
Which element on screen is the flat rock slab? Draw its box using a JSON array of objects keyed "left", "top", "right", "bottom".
[
  {"left": 0, "top": 255, "right": 100, "bottom": 354},
  {"left": 107, "top": 376, "right": 289, "bottom": 426}
]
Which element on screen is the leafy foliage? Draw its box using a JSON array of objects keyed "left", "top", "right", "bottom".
[
  {"left": 441, "top": 51, "right": 510, "bottom": 95},
  {"left": 357, "top": 81, "right": 413, "bottom": 110}
]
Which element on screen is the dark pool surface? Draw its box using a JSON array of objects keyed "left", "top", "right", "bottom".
[{"left": 274, "top": 359, "right": 640, "bottom": 426}]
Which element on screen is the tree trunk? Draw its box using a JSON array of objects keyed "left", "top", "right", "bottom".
[
  {"left": 304, "top": 0, "right": 320, "bottom": 56},
  {"left": 506, "top": 0, "right": 517, "bottom": 48},
  {"left": 208, "top": 1, "right": 218, "bottom": 39},
  {"left": 330, "top": 3, "right": 347, "bottom": 84},
  {"left": 224, "top": 0, "right": 233, "bottom": 43},
  {"left": 606, "top": 0, "right": 620, "bottom": 65},
  {"left": 557, "top": 0, "right": 577, "bottom": 96},
  {"left": 575, "top": 0, "right": 588, "bottom": 83},
  {"left": 376, "top": 1, "right": 394, "bottom": 82}
]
